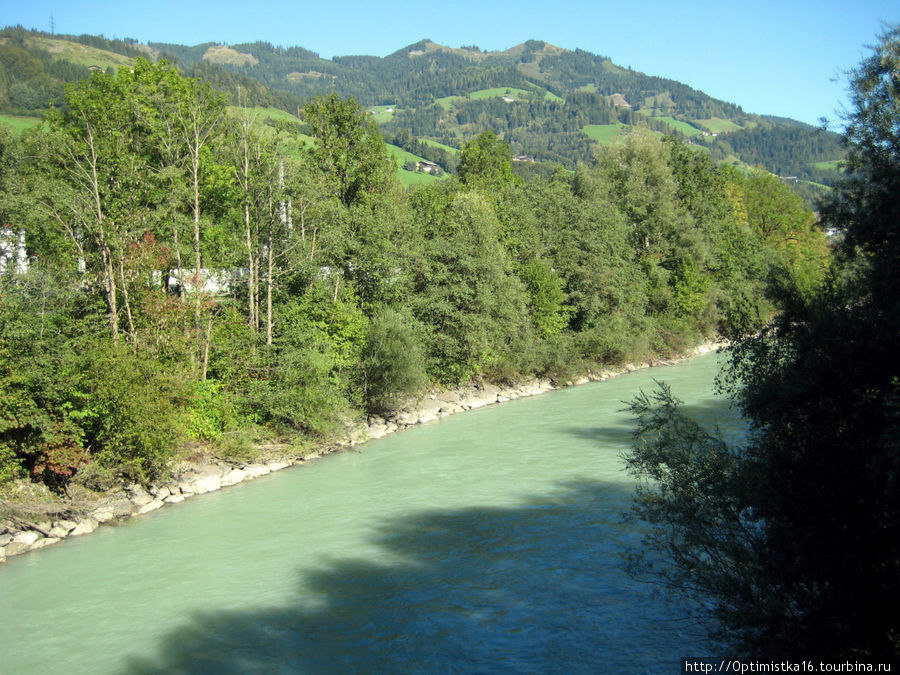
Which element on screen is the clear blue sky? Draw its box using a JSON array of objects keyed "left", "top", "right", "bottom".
[{"left": 2, "top": 0, "right": 896, "bottom": 126}]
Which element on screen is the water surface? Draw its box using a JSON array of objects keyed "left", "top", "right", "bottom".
[{"left": 0, "top": 352, "right": 738, "bottom": 673}]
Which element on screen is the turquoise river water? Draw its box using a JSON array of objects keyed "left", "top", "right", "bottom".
[{"left": 0, "top": 352, "right": 743, "bottom": 673}]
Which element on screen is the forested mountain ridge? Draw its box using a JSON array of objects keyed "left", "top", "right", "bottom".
[
  {"left": 0, "top": 26, "right": 843, "bottom": 189},
  {"left": 0, "top": 49, "right": 830, "bottom": 496}
]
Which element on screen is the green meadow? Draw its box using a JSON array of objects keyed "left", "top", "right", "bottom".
[
  {"left": 583, "top": 123, "right": 627, "bottom": 145},
  {"left": 0, "top": 114, "right": 42, "bottom": 134}
]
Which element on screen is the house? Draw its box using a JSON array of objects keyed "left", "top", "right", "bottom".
[{"left": 417, "top": 161, "right": 441, "bottom": 174}]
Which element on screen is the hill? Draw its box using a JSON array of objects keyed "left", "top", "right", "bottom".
[{"left": 0, "top": 27, "right": 844, "bottom": 187}]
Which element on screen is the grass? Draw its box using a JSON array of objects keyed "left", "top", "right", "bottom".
[
  {"left": 420, "top": 138, "right": 459, "bottom": 154},
  {"left": 435, "top": 94, "right": 464, "bottom": 111},
  {"left": 228, "top": 106, "right": 303, "bottom": 124},
  {"left": 695, "top": 118, "right": 742, "bottom": 134},
  {"left": 367, "top": 105, "right": 398, "bottom": 124},
  {"left": 0, "top": 114, "right": 42, "bottom": 134},
  {"left": 435, "top": 86, "right": 560, "bottom": 111},
  {"left": 583, "top": 123, "right": 627, "bottom": 145},
  {"left": 8, "top": 36, "right": 135, "bottom": 70},
  {"left": 654, "top": 116, "right": 703, "bottom": 137},
  {"left": 812, "top": 160, "right": 844, "bottom": 171},
  {"left": 385, "top": 143, "right": 448, "bottom": 187},
  {"left": 398, "top": 170, "right": 445, "bottom": 187},
  {"left": 468, "top": 87, "right": 530, "bottom": 100}
]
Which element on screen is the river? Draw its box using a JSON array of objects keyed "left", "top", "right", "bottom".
[{"left": 0, "top": 352, "right": 742, "bottom": 673}]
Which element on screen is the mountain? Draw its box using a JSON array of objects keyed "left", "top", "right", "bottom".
[{"left": 0, "top": 26, "right": 844, "bottom": 190}]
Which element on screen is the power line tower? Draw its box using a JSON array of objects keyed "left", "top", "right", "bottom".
[{"left": 50, "top": 14, "right": 55, "bottom": 36}]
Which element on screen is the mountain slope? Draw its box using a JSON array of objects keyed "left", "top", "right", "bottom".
[{"left": 0, "top": 27, "right": 844, "bottom": 187}]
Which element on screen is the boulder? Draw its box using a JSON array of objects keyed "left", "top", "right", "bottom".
[
  {"left": 267, "top": 461, "right": 290, "bottom": 472},
  {"left": 0, "top": 533, "right": 11, "bottom": 547},
  {"left": 69, "top": 518, "right": 98, "bottom": 537},
  {"left": 48, "top": 525, "right": 70, "bottom": 538},
  {"left": 4, "top": 540, "right": 32, "bottom": 557},
  {"left": 243, "top": 464, "right": 271, "bottom": 478},
  {"left": 109, "top": 495, "right": 136, "bottom": 518},
  {"left": 137, "top": 499, "right": 164, "bottom": 514},
  {"left": 12, "top": 530, "right": 40, "bottom": 546},
  {"left": 55, "top": 519, "right": 78, "bottom": 533},
  {"left": 164, "top": 493, "right": 185, "bottom": 504},
  {"left": 151, "top": 486, "right": 171, "bottom": 500},
  {"left": 128, "top": 486, "right": 154, "bottom": 508},
  {"left": 366, "top": 423, "right": 390, "bottom": 440},
  {"left": 220, "top": 469, "right": 247, "bottom": 487},
  {"left": 30, "top": 537, "right": 60, "bottom": 550},
  {"left": 91, "top": 506, "right": 116, "bottom": 523},
  {"left": 394, "top": 411, "right": 419, "bottom": 426},
  {"left": 190, "top": 474, "right": 221, "bottom": 495}
]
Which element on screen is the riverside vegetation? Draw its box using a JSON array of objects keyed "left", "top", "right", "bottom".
[
  {"left": 0, "top": 58, "right": 827, "bottom": 551},
  {"left": 622, "top": 27, "right": 900, "bottom": 661}
]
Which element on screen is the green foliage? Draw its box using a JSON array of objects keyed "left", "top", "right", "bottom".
[
  {"left": 359, "top": 307, "right": 429, "bottom": 414},
  {"left": 304, "top": 93, "right": 397, "bottom": 207},
  {"left": 517, "top": 258, "right": 570, "bottom": 337},
  {"left": 83, "top": 345, "right": 191, "bottom": 483},
  {"left": 458, "top": 130, "right": 517, "bottom": 190},
  {"left": 411, "top": 190, "right": 531, "bottom": 383},
  {"left": 0, "top": 35, "right": 816, "bottom": 498},
  {"left": 185, "top": 379, "right": 235, "bottom": 440},
  {"left": 625, "top": 28, "right": 900, "bottom": 660}
]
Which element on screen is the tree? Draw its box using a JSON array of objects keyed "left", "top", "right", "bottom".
[
  {"left": 623, "top": 28, "right": 900, "bottom": 660},
  {"left": 457, "top": 130, "right": 517, "bottom": 190},
  {"left": 303, "top": 93, "right": 395, "bottom": 208}
]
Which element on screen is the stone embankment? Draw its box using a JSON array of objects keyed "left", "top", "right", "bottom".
[{"left": 0, "top": 343, "right": 724, "bottom": 563}]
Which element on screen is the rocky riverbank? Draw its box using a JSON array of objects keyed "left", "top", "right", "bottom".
[{"left": 0, "top": 342, "right": 725, "bottom": 564}]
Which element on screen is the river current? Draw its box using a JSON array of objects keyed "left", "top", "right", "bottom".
[{"left": 0, "top": 352, "right": 741, "bottom": 673}]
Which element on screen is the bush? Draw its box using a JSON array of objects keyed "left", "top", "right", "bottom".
[{"left": 359, "top": 307, "right": 428, "bottom": 414}]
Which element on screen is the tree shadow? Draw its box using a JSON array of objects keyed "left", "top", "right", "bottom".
[
  {"left": 124, "top": 481, "right": 708, "bottom": 674},
  {"left": 562, "top": 394, "right": 747, "bottom": 448}
]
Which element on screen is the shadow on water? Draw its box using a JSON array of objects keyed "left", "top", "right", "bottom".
[
  {"left": 563, "top": 394, "right": 746, "bottom": 449},
  {"left": 124, "top": 481, "right": 708, "bottom": 674}
]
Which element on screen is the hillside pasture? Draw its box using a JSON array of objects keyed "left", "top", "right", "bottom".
[
  {"left": 0, "top": 114, "right": 42, "bottom": 134},
  {"left": 583, "top": 123, "right": 627, "bottom": 145},
  {"left": 812, "top": 160, "right": 844, "bottom": 171},
  {"left": 420, "top": 138, "right": 459, "bottom": 154},
  {"left": 654, "top": 116, "right": 703, "bottom": 137},
  {"left": 386, "top": 143, "right": 448, "bottom": 187},
  {"left": 695, "top": 117, "right": 743, "bottom": 134},
  {"left": 9, "top": 37, "right": 135, "bottom": 69},
  {"left": 367, "top": 105, "right": 398, "bottom": 123}
]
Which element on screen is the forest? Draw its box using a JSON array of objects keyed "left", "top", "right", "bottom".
[
  {"left": 0, "top": 26, "right": 845, "bottom": 190},
  {"left": 0, "top": 57, "right": 829, "bottom": 494},
  {"left": 622, "top": 27, "right": 900, "bottom": 661}
]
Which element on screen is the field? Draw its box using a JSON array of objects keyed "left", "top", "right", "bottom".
[
  {"left": 420, "top": 138, "right": 459, "bottom": 154},
  {"left": 695, "top": 118, "right": 743, "bottom": 134},
  {"left": 582, "top": 123, "right": 627, "bottom": 145},
  {"left": 4, "top": 36, "right": 135, "bottom": 69},
  {"left": 386, "top": 144, "right": 447, "bottom": 187},
  {"left": 367, "top": 105, "right": 398, "bottom": 123},
  {"left": 654, "top": 116, "right": 703, "bottom": 137},
  {"left": 0, "top": 114, "right": 42, "bottom": 134},
  {"left": 436, "top": 86, "right": 560, "bottom": 111},
  {"left": 228, "top": 106, "right": 303, "bottom": 125},
  {"left": 812, "top": 160, "right": 844, "bottom": 171}
]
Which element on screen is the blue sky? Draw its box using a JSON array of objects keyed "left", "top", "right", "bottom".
[{"left": 2, "top": 0, "right": 896, "bottom": 126}]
